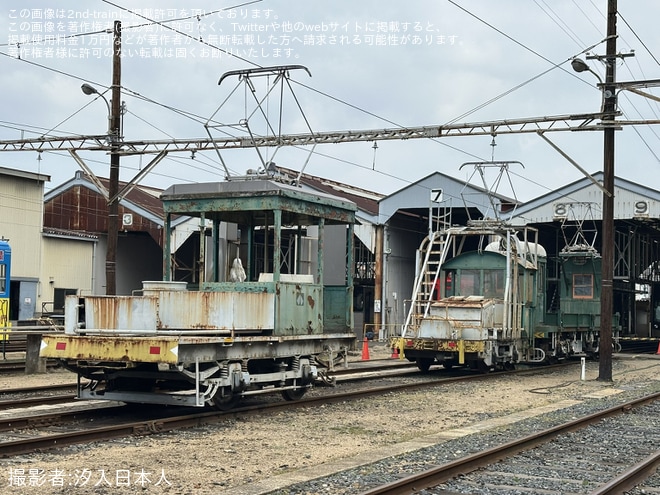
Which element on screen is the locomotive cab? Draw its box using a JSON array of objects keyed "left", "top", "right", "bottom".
[
  {"left": 535, "top": 245, "right": 620, "bottom": 361},
  {"left": 395, "top": 220, "right": 618, "bottom": 373},
  {"left": 395, "top": 223, "right": 545, "bottom": 372}
]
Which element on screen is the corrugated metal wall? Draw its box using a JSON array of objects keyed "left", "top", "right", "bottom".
[
  {"left": 0, "top": 173, "right": 44, "bottom": 280},
  {"left": 44, "top": 185, "right": 163, "bottom": 245}
]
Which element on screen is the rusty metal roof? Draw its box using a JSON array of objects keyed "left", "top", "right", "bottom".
[
  {"left": 43, "top": 227, "right": 98, "bottom": 240},
  {"left": 161, "top": 178, "right": 357, "bottom": 225},
  {"left": 44, "top": 171, "right": 166, "bottom": 245},
  {"left": 274, "top": 166, "right": 382, "bottom": 216},
  {"left": 45, "top": 171, "right": 165, "bottom": 222}
]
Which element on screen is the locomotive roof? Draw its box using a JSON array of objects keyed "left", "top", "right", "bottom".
[{"left": 161, "top": 179, "right": 357, "bottom": 225}]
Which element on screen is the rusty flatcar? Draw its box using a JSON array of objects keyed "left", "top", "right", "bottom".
[{"left": 40, "top": 179, "right": 357, "bottom": 407}]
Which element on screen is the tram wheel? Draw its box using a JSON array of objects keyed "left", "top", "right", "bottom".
[
  {"left": 212, "top": 388, "right": 240, "bottom": 410},
  {"left": 416, "top": 358, "right": 434, "bottom": 373},
  {"left": 503, "top": 361, "right": 515, "bottom": 371},
  {"left": 476, "top": 361, "right": 491, "bottom": 374},
  {"left": 282, "top": 387, "right": 307, "bottom": 401}
]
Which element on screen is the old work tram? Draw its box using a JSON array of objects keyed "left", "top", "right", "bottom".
[
  {"left": 394, "top": 219, "right": 620, "bottom": 372},
  {"left": 40, "top": 179, "right": 357, "bottom": 407}
]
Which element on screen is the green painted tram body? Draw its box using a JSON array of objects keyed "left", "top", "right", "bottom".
[{"left": 395, "top": 222, "right": 619, "bottom": 372}]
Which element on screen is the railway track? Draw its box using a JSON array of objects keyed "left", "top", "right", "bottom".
[
  {"left": 0, "top": 393, "right": 77, "bottom": 412},
  {"left": 358, "top": 392, "right": 660, "bottom": 495},
  {"left": 0, "top": 358, "right": 59, "bottom": 372},
  {"left": 0, "top": 359, "right": 422, "bottom": 411},
  {"left": 0, "top": 383, "right": 77, "bottom": 411},
  {"left": 0, "top": 363, "right": 571, "bottom": 458}
]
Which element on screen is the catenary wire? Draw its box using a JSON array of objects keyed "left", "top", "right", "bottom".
[
  {"left": 0, "top": 1, "right": 645, "bottom": 206},
  {"left": 534, "top": 0, "right": 587, "bottom": 48}
]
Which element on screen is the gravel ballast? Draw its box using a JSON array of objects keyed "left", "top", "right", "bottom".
[{"left": 1, "top": 351, "right": 659, "bottom": 495}]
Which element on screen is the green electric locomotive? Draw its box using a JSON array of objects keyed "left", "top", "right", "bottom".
[{"left": 394, "top": 219, "right": 619, "bottom": 372}]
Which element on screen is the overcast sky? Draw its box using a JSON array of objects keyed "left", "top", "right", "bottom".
[{"left": 1, "top": 1, "right": 659, "bottom": 204}]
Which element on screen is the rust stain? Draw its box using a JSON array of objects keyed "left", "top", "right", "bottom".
[{"left": 307, "top": 295, "right": 315, "bottom": 309}]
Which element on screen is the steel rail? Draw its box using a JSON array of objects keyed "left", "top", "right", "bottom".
[
  {"left": 0, "top": 404, "right": 127, "bottom": 433},
  {"left": 0, "top": 363, "right": 571, "bottom": 457},
  {"left": 358, "top": 391, "right": 660, "bottom": 495},
  {"left": 589, "top": 451, "right": 660, "bottom": 495},
  {"left": 0, "top": 394, "right": 77, "bottom": 413},
  {"left": 0, "top": 383, "right": 77, "bottom": 396}
]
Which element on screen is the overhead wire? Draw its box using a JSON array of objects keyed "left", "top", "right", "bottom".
[
  {"left": 613, "top": 9, "right": 660, "bottom": 163},
  {"left": 0, "top": 1, "right": 649, "bottom": 206},
  {"left": 0, "top": 1, "right": 304, "bottom": 183},
  {"left": 571, "top": 0, "right": 604, "bottom": 38},
  {"left": 99, "top": 0, "right": 263, "bottom": 68},
  {"left": 618, "top": 11, "right": 660, "bottom": 66},
  {"left": 84, "top": 2, "right": 490, "bottom": 190},
  {"left": 13, "top": 0, "right": 593, "bottom": 196},
  {"left": 535, "top": 0, "right": 587, "bottom": 48},
  {"left": 0, "top": 27, "right": 110, "bottom": 49},
  {"left": 442, "top": 0, "right": 605, "bottom": 125},
  {"left": 516, "top": 0, "right": 660, "bottom": 192},
  {"left": 0, "top": 2, "right": 596, "bottom": 168}
]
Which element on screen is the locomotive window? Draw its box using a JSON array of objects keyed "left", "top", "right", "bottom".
[
  {"left": 459, "top": 270, "right": 480, "bottom": 296},
  {"left": 572, "top": 274, "right": 594, "bottom": 299},
  {"left": 483, "top": 270, "right": 504, "bottom": 298},
  {"left": 443, "top": 270, "right": 455, "bottom": 298},
  {"left": 0, "top": 264, "right": 5, "bottom": 293}
]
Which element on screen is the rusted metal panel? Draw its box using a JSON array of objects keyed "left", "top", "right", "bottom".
[
  {"left": 403, "top": 337, "right": 485, "bottom": 353},
  {"left": 158, "top": 291, "right": 274, "bottom": 330},
  {"left": 175, "top": 334, "right": 356, "bottom": 362},
  {"left": 40, "top": 335, "right": 179, "bottom": 363},
  {"left": 418, "top": 299, "right": 504, "bottom": 340},
  {"left": 274, "top": 283, "right": 322, "bottom": 335},
  {"left": 74, "top": 291, "right": 275, "bottom": 332},
  {"left": 44, "top": 183, "right": 164, "bottom": 245},
  {"left": 85, "top": 296, "right": 159, "bottom": 331},
  {"left": 161, "top": 180, "right": 357, "bottom": 225}
]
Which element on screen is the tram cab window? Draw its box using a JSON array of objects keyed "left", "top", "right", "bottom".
[
  {"left": 0, "top": 264, "right": 5, "bottom": 293},
  {"left": 572, "top": 273, "right": 594, "bottom": 299},
  {"left": 483, "top": 269, "right": 505, "bottom": 298},
  {"left": 459, "top": 270, "right": 480, "bottom": 296},
  {"left": 442, "top": 271, "right": 455, "bottom": 298}
]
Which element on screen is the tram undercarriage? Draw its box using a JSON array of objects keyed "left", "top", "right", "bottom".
[{"left": 45, "top": 333, "right": 354, "bottom": 407}]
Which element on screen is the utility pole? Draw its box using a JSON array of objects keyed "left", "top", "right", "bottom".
[
  {"left": 107, "top": 20, "right": 122, "bottom": 295},
  {"left": 598, "top": 0, "right": 617, "bottom": 381}
]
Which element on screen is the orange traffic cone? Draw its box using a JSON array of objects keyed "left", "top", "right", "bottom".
[
  {"left": 361, "top": 337, "right": 370, "bottom": 361},
  {"left": 656, "top": 341, "right": 660, "bottom": 355},
  {"left": 391, "top": 346, "right": 399, "bottom": 359}
]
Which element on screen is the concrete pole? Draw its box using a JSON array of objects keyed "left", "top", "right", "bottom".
[
  {"left": 106, "top": 20, "right": 122, "bottom": 295},
  {"left": 598, "top": 0, "right": 616, "bottom": 381}
]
